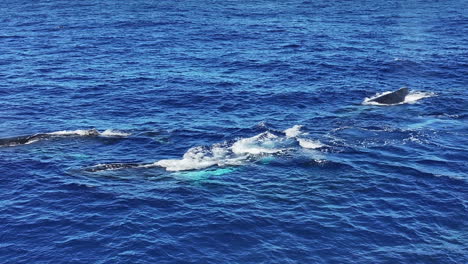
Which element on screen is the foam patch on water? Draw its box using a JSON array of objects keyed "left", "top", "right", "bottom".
[
  {"left": 297, "top": 138, "right": 324, "bottom": 149},
  {"left": 154, "top": 126, "right": 324, "bottom": 171},
  {"left": 100, "top": 129, "right": 132, "bottom": 137},
  {"left": 363, "top": 91, "right": 434, "bottom": 106},
  {"left": 154, "top": 144, "right": 246, "bottom": 172},
  {"left": 155, "top": 132, "right": 284, "bottom": 172},
  {"left": 49, "top": 129, "right": 131, "bottom": 137},
  {"left": 231, "top": 132, "right": 286, "bottom": 155},
  {"left": 48, "top": 129, "right": 101, "bottom": 136},
  {"left": 284, "top": 125, "right": 308, "bottom": 138}
]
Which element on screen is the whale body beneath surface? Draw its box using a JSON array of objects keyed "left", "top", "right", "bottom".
[
  {"left": 369, "top": 87, "right": 410, "bottom": 105},
  {"left": 0, "top": 129, "right": 117, "bottom": 147},
  {"left": 84, "top": 162, "right": 146, "bottom": 172}
]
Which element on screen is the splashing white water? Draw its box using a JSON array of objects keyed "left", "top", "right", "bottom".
[
  {"left": 100, "top": 129, "right": 132, "bottom": 137},
  {"left": 297, "top": 138, "right": 324, "bottom": 149},
  {"left": 48, "top": 129, "right": 131, "bottom": 137},
  {"left": 48, "top": 129, "right": 100, "bottom": 136},
  {"left": 154, "top": 126, "right": 324, "bottom": 171},
  {"left": 284, "top": 125, "right": 308, "bottom": 138},
  {"left": 231, "top": 132, "right": 286, "bottom": 155},
  {"left": 155, "top": 144, "right": 246, "bottom": 172}
]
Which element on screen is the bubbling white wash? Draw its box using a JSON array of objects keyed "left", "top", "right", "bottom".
[
  {"left": 154, "top": 144, "right": 246, "bottom": 172},
  {"left": 100, "top": 129, "right": 132, "bottom": 137},
  {"left": 231, "top": 132, "right": 285, "bottom": 155},
  {"left": 48, "top": 129, "right": 100, "bottom": 136},
  {"left": 284, "top": 125, "right": 308, "bottom": 138},
  {"left": 154, "top": 126, "right": 324, "bottom": 172},
  {"left": 297, "top": 138, "right": 324, "bottom": 149},
  {"left": 48, "top": 129, "right": 131, "bottom": 137}
]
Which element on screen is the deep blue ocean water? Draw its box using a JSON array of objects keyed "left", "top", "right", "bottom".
[{"left": 1, "top": 0, "right": 467, "bottom": 263}]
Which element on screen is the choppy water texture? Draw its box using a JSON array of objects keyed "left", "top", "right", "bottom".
[{"left": 1, "top": 0, "right": 467, "bottom": 263}]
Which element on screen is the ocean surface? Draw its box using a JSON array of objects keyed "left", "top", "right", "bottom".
[{"left": 1, "top": 0, "right": 467, "bottom": 263}]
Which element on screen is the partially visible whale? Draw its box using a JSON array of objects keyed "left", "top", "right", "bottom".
[
  {"left": 0, "top": 133, "right": 55, "bottom": 147},
  {"left": 369, "top": 87, "right": 409, "bottom": 105},
  {"left": 0, "top": 129, "right": 101, "bottom": 147},
  {"left": 84, "top": 162, "right": 153, "bottom": 172}
]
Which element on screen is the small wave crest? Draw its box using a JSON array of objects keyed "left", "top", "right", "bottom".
[
  {"left": 297, "top": 138, "right": 325, "bottom": 149},
  {"left": 100, "top": 129, "right": 132, "bottom": 137},
  {"left": 363, "top": 90, "right": 434, "bottom": 106},
  {"left": 284, "top": 125, "right": 308, "bottom": 138},
  {"left": 154, "top": 131, "right": 287, "bottom": 172},
  {"left": 155, "top": 144, "right": 246, "bottom": 172},
  {"left": 48, "top": 129, "right": 101, "bottom": 136}
]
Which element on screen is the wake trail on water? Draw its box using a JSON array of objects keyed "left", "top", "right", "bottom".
[
  {"left": 0, "top": 129, "right": 131, "bottom": 147},
  {"left": 86, "top": 125, "right": 326, "bottom": 172},
  {"left": 363, "top": 90, "right": 434, "bottom": 106}
]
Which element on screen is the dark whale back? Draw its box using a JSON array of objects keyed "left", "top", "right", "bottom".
[
  {"left": 0, "top": 133, "right": 49, "bottom": 147},
  {"left": 84, "top": 163, "right": 143, "bottom": 172},
  {"left": 370, "top": 88, "right": 409, "bottom": 104},
  {"left": 0, "top": 129, "right": 101, "bottom": 147}
]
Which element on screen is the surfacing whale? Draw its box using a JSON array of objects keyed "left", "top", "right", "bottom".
[
  {"left": 84, "top": 163, "right": 147, "bottom": 172},
  {"left": 0, "top": 129, "right": 101, "bottom": 147},
  {"left": 369, "top": 87, "right": 409, "bottom": 105}
]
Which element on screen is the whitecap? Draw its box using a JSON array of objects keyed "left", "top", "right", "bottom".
[
  {"left": 155, "top": 144, "right": 246, "bottom": 171},
  {"left": 284, "top": 125, "right": 308, "bottom": 138},
  {"left": 155, "top": 132, "right": 288, "bottom": 172},
  {"left": 231, "top": 132, "right": 285, "bottom": 155},
  {"left": 48, "top": 129, "right": 100, "bottom": 136},
  {"left": 297, "top": 138, "right": 324, "bottom": 149},
  {"left": 100, "top": 129, "right": 132, "bottom": 137}
]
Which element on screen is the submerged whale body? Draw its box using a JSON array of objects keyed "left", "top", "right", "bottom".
[
  {"left": 84, "top": 163, "right": 144, "bottom": 172},
  {"left": 369, "top": 87, "right": 409, "bottom": 105},
  {"left": 0, "top": 133, "right": 60, "bottom": 147},
  {"left": 0, "top": 129, "right": 101, "bottom": 147}
]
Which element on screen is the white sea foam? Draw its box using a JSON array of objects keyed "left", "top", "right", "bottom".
[
  {"left": 363, "top": 90, "right": 434, "bottom": 106},
  {"left": 155, "top": 144, "right": 246, "bottom": 171},
  {"left": 100, "top": 129, "right": 132, "bottom": 137},
  {"left": 284, "top": 125, "right": 325, "bottom": 149},
  {"left": 231, "top": 132, "right": 285, "bottom": 155},
  {"left": 48, "top": 129, "right": 131, "bottom": 137},
  {"left": 297, "top": 138, "right": 324, "bottom": 149},
  {"left": 48, "top": 129, "right": 100, "bottom": 136},
  {"left": 154, "top": 126, "right": 325, "bottom": 172},
  {"left": 284, "top": 125, "right": 307, "bottom": 138}
]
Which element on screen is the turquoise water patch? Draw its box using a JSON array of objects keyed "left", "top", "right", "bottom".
[
  {"left": 174, "top": 167, "right": 237, "bottom": 181},
  {"left": 259, "top": 156, "right": 275, "bottom": 165}
]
